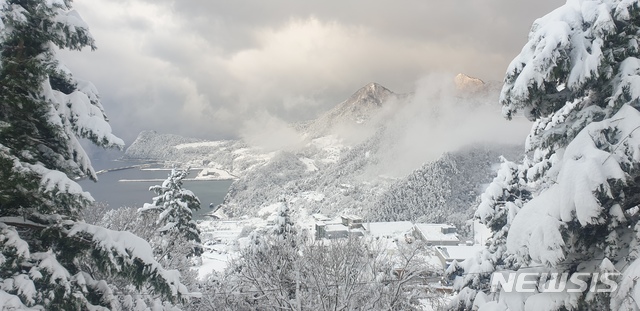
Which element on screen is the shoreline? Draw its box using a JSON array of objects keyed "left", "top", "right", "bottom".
[{"left": 118, "top": 178, "right": 236, "bottom": 182}]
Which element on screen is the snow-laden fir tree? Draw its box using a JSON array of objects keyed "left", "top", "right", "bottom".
[
  {"left": 140, "top": 167, "right": 203, "bottom": 258},
  {"left": 84, "top": 204, "right": 201, "bottom": 310},
  {"left": 273, "top": 198, "right": 297, "bottom": 242},
  {"left": 447, "top": 159, "right": 533, "bottom": 309},
  {"left": 0, "top": 1, "right": 191, "bottom": 309},
  {"left": 449, "top": 0, "right": 640, "bottom": 310}
]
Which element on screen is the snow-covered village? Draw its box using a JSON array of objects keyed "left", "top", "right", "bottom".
[{"left": 3, "top": 0, "right": 640, "bottom": 310}]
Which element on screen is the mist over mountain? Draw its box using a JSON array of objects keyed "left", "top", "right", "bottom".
[
  {"left": 124, "top": 73, "right": 529, "bottom": 223},
  {"left": 298, "top": 82, "right": 407, "bottom": 138}
]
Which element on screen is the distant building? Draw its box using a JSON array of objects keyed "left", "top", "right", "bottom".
[
  {"left": 266, "top": 214, "right": 277, "bottom": 226},
  {"left": 365, "top": 221, "right": 413, "bottom": 239},
  {"left": 412, "top": 224, "right": 459, "bottom": 246},
  {"left": 315, "top": 222, "right": 328, "bottom": 239},
  {"left": 315, "top": 222, "right": 365, "bottom": 240},
  {"left": 312, "top": 214, "right": 332, "bottom": 222},
  {"left": 434, "top": 245, "right": 484, "bottom": 269},
  {"left": 316, "top": 216, "right": 461, "bottom": 244},
  {"left": 341, "top": 215, "right": 364, "bottom": 228}
]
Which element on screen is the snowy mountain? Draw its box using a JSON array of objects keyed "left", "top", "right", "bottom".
[
  {"left": 298, "top": 82, "right": 408, "bottom": 138},
  {"left": 222, "top": 128, "right": 386, "bottom": 218},
  {"left": 124, "top": 130, "right": 202, "bottom": 160},
  {"left": 123, "top": 81, "right": 409, "bottom": 177},
  {"left": 454, "top": 73, "right": 485, "bottom": 92},
  {"left": 124, "top": 78, "right": 523, "bottom": 227},
  {"left": 453, "top": 73, "right": 504, "bottom": 99},
  {"left": 367, "top": 144, "right": 522, "bottom": 230}
]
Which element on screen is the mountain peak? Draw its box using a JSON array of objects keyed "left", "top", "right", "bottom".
[
  {"left": 363, "top": 82, "right": 390, "bottom": 92},
  {"left": 348, "top": 82, "right": 394, "bottom": 105},
  {"left": 454, "top": 73, "right": 485, "bottom": 92},
  {"left": 363, "top": 82, "right": 385, "bottom": 92},
  {"left": 303, "top": 83, "right": 401, "bottom": 137}
]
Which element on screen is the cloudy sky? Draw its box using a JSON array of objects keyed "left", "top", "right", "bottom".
[{"left": 59, "top": 0, "right": 562, "bottom": 144}]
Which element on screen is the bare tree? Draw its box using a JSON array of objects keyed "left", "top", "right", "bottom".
[{"left": 199, "top": 232, "right": 437, "bottom": 310}]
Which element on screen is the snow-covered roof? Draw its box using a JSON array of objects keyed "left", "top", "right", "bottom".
[
  {"left": 435, "top": 245, "right": 484, "bottom": 261},
  {"left": 341, "top": 215, "right": 363, "bottom": 221},
  {"left": 365, "top": 221, "right": 413, "bottom": 238},
  {"left": 325, "top": 224, "right": 349, "bottom": 232},
  {"left": 413, "top": 224, "right": 459, "bottom": 243},
  {"left": 312, "top": 213, "right": 331, "bottom": 221}
]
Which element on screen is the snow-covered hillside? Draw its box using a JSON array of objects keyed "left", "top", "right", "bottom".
[
  {"left": 124, "top": 130, "right": 272, "bottom": 178},
  {"left": 124, "top": 76, "right": 524, "bottom": 226},
  {"left": 368, "top": 144, "right": 523, "bottom": 229}
]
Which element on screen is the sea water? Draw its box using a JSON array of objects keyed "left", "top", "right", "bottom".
[{"left": 78, "top": 160, "right": 232, "bottom": 220}]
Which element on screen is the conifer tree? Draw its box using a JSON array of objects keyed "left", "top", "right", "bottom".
[
  {"left": 140, "top": 167, "right": 203, "bottom": 258},
  {"left": 0, "top": 1, "right": 191, "bottom": 309},
  {"left": 447, "top": 159, "right": 533, "bottom": 309},
  {"left": 273, "top": 198, "right": 297, "bottom": 242},
  {"left": 450, "top": 0, "right": 640, "bottom": 310}
]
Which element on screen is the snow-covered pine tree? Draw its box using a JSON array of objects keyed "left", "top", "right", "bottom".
[
  {"left": 447, "top": 158, "right": 533, "bottom": 309},
  {"left": 0, "top": 1, "right": 192, "bottom": 309},
  {"left": 450, "top": 1, "right": 640, "bottom": 310},
  {"left": 140, "top": 167, "right": 203, "bottom": 258},
  {"left": 273, "top": 198, "right": 297, "bottom": 243}
]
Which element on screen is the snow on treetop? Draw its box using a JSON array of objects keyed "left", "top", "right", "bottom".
[
  {"left": 68, "top": 222, "right": 189, "bottom": 297},
  {"left": 31, "top": 163, "right": 94, "bottom": 202},
  {"left": 507, "top": 104, "right": 640, "bottom": 266},
  {"left": 0, "top": 291, "right": 35, "bottom": 311},
  {"left": 501, "top": 0, "right": 627, "bottom": 120},
  {"left": 45, "top": 0, "right": 65, "bottom": 8},
  {"left": 0, "top": 223, "right": 31, "bottom": 260},
  {"left": 57, "top": 9, "right": 90, "bottom": 31}
]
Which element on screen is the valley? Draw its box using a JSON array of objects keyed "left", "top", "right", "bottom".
[{"left": 100, "top": 77, "right": 527, "bottom": 308}]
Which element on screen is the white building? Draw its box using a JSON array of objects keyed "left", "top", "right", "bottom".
[
  {"left": 434, "top": 245, "right": 484, "bottom": 269},
  {"left": 364, "top": 221, "right": 414, "bottom": 239},
  {"left": 315, "top": 222, "right": 365, "bottom": 239},
  {"left": 412, "top": 223, "right": 459, "bottom": 246}
]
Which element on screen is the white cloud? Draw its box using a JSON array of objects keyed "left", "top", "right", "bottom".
[
  {"left": 366, "top": 73, "right": 531, "bottom": 177},
  {"left": 240, "top": 113, "right": 305, "bottom": 152},
  {"left": 59, "top": 0, "right": 559, "bottom": 144}
]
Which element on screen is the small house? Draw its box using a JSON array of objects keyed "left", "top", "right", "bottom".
[
  {"left": 341, "top": 215, "right": 364, "bottom": 229},
  {"left": 365, "top": 221, "right": 414, "bottom": 239},
  {"left": 315, "top": 222, "right": 365, "bottom": 240},
  {"left": 412, "top": 224, "right": 460, "bottom": 246},
  {"left": 434, "top": 245, "right": 484, "bottom": 269}
]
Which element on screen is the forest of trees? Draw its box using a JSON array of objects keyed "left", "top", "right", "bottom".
[{"left": 367, "top": 145, "right": 522, "bottom": 230}]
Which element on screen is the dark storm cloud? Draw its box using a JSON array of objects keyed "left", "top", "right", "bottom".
[{"left": 59, "top": 0, "right": 562, "bottom": 144}]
